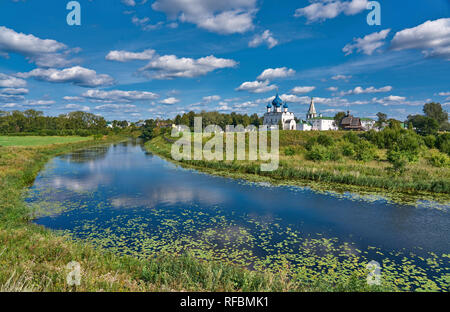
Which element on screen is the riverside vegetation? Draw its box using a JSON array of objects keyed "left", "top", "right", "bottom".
[
  {"left": 146, "top": 125, "right": 450, "bottom": 203},
  {"left": 0, "top": 135, "right": 392, "bottom": 292}
]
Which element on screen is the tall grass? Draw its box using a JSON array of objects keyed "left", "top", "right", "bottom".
[{"left": 148, "top": 132, "right": 450, "bottom": 199}]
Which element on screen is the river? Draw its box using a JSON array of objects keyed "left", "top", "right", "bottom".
[{"left": 26, "top": 140, "right": 450, "bottom": 291}]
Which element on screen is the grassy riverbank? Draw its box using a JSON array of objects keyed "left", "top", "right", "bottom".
[
  {"left": 145, "top": 131, "right": 450, "bottom": 203},
  {"left": 0, "top": 135, "right": 387, "bottom": 292}
]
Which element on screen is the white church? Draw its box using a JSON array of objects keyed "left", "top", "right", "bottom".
[
  {"left": 263, "top": 94, "right": 297, "bottom": 130},
  {"left": 263, "top": 94, "right": 337, "bottom": 131}
]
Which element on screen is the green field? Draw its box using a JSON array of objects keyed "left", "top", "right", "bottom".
[{"left": 0, "top": 136, "right": 93, "bottom": 147}]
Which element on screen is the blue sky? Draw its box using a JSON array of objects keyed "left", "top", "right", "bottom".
[{"left": 0, "top": 0, "right": 449, "bottom": 121}]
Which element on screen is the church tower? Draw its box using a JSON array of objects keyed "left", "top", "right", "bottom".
[{"left": 306, "top": 97, "right": 317, "bottom": 119}]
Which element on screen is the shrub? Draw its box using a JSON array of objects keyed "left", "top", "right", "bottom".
[
  {"left": 354, "top": 140, "right": 377, "bottom": 162},
  {"left": 305, "top": 134, "right": 334, "bottom": 151},
  {"left": 305, "top": 144, "right": 341, "bottom": 162},
  {"left": 328, "top": 146, "right": 342, "bottom": 161},
  {"left": 306, "top": 144, "right": 329, "bottom": 161},
  {"left": 343, "top": 132, "right": 360, "bottom": 144},
  {"left": 284, "top": 147, "right": 296, "bottom": 156},
  {"left": 437, "top": 133, "right": 450, "bottom": 155},
  {"left": 317, "top": 134, "right": 334, "bottom": 147},
  {"left": 427, "top": 152, "right": 450, "bottom": 168},
  {"left": 340, "top": 141, "right": 355, "bottom": 157},
  {"left": 423, "top": 135, "right": 437, "bottom": 149},
  {"left": 387, "top": 150, "right": 408, "bottom": 173}
]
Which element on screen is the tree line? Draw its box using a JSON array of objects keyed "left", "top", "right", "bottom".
[
  {"left": 140, "top": 111, "right": 264, "bottom": 140},
  {"left": 0, "top": 110, "right": 108, "bottom": 136}
]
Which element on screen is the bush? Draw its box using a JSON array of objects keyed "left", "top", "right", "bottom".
[
  {"left": 354, "top": 140, "right": 377, "bottom": 162},
  {"left": 423, "top": 135, "right": 437, "bottom": 149},
  {"left": 340, "top": 141, "right": 355, "bottom": 157},
  {"left": 437, "top": 133, "right": 450, "bottom": 155},
  {"left": 343, "top": 132, "right": 360, "bottom": 144},
  {"left": 284, "top": 147, "right": 296, "bottom": 156},
  {"left": 387, "top": 150, "right": 408, "bottom": 173},
  {"left": 305, "top": 144, "right": 341, "bottom": 161},
  {"left": 305, "top": 134, "right": 334, "bottom": 150},
  {"left": 317, "top": 134, "right": 334, "bottom": 147},
  {"left": 306, "top": 144, "right": 330, "bottom": 161},
  {"left": 328, "top": 146, "right": 342, "bottom": 161},
  {"left": 427, "top": 152, "right": 450, "bottom": 168}
]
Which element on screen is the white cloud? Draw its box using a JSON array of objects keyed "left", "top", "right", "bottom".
[
  {"left": 291, "top": 86, "right": 315, "bottom": 94},
  {"left": 151, "top": 0, "right": 257, "bottom": 34},
  {"left": 24, "top": 99, "right": 55, "bottom": 107},
  {"left": 160, "top": 97, "right": 180, "bottom": 105},
  {"left": 295, "top": 0, "right": 368, "bottom": 23},
  {"left": 121, "top": 0, "right": 136, "bottom": 6},
  {"left": 106, "top": 49, "right": 155, "bottom": 62},
  {"left": 82, "top": 89, "right": 159, "bottom": 103},
  {"left": 343, "top": 29, "right": 391, "bottom": 56},
  {"left": 372, "top": 95, "right": 407, "bottom": 106},
  {"left": 140, "top": 54, "right": 237, "bottom": 79},
  {"left": 0, "top": 87, "right": 28, "bottom": 95},
  {"left": 331, "top": 74, "right": 352, "bottom": 80},
  {"left": 257, "top": 67, "right": 295, "bottom": 81},
  {"left": 0, "top": 26, "right": 77, "bottom": 67},
  {"left": 391, "top": 18, "right": 450, "bottom": 60},
  {"left": 438, "top": 92, "right": 450, "bottom": 96},
  {"left": 236, "top": 80, "right": 277, "bottom": 93},
  {"left": 0, "top": 73, "right": 27, "bottom": 88},
  {"left": 341, "top": 85, "right": 392, "bottom": 95},
  {"left": 249, "top": 30, "right": 278, "bottom": 49},
  {"left": 203, "top": 95, "right": 221, "bottom": 102},
  {"left": 94, "top": 104, "right": 138, "bottom": 112},
  {"left": 385, "top": 95, "right": 405, "bottom": 101},
  {"left": 63, "top": 96, "right": 83, "bottom": 101},
  {"left": 64, "top": 104, "right": 91, "bottom": 112},
  {"left": 132, "top": 16, "right": 150, "bottom": 26},
  {"left": 327, "top": 86, "right": 338, "bottom": 91},
  {"left": 17, "top": 66, "right": 114, "bottom": 87}
]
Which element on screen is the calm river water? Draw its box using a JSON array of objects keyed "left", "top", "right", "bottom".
[{"left": 27, "top": 141, "right": 450, "bottom": 290}]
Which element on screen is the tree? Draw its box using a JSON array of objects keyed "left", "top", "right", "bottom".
[
  {"left": 333, "top": 112, "right": 346, "bottom": 130},
  {"left": 140, "top": 119, "right": 157, "bottom": 140},
  {"left": 376, "top": 112, "right": 387, "bottom": 128},
  {"left": 423, "top": 102, "right": 448, "bottom": 128},
  {"left": 407, "top": 115, "right": 439, "bottom": 136}
]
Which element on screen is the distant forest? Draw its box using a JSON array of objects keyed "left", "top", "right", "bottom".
[{"left": 0, "top": 110, "right": 109, "bottom": 136}]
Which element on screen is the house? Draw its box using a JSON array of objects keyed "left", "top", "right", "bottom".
[
  {"left": 361, "top": 118, "right": 376, "bottom": 131},
  {"left": 300, "top": 98, "right": 338, "bottom": 131},
  {"left": 340, "top": 111, "right": 364, "bottom": 131},
  {"left": 297, "top": 120, "right": 312, "bottom": 131}
]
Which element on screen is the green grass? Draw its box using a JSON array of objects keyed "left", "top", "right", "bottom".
[
  {"left": 146, "top": 131, "right": 450, "bottom": 203},
  {"left": 0, "top": 135, "right": 390, "bottom": 292},
  {"left": 0, "top": 136, "right": 92, "bottom": 147}
]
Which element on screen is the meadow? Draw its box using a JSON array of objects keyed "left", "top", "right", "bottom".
[
  {"left": 146, "top": 130, "right": 450, "bottom": 203},
  {"left": 0, "top": 135, "right": 388, "bottom": 292}
]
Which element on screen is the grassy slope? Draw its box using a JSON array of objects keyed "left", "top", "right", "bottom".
[
  {"left": 0, "top": 135, "right": 383, "bottom": 292},
  {"left": 146, "top": 131, "right": 450, "bottom": 203},
  {"left": 0, "top": 136, "right": 92, "bottom": 147}
]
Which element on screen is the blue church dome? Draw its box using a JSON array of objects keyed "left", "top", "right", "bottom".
[
  {"left": 272, "top": 94, "right": 283, "bottom": 107},
  {"left": 283, "top": 102, "right": 288, "bottom": 108},
  {"left": 267, "top": 102, "right": 272, "bottom": 108}
]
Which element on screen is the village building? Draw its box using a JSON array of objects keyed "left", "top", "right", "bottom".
[
  {"left": 297, "top": 98, "right": 337, "bottom": 131},
  {"left": 361, "top": 118, "right": 376, "bottom": 131},
  {"left": 340, "top": 111, "right": 364, "bottom": 131}
]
